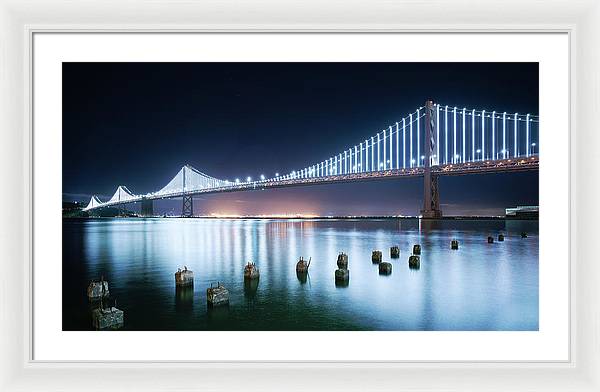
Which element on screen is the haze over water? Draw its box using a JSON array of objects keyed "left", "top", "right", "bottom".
[{"left": 62, "top": 218, "right": 538, "bottom": 331}]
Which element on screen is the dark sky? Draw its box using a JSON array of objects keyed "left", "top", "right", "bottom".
[{"left": 62, "top": 62, "right": 539, "bottom": 216}]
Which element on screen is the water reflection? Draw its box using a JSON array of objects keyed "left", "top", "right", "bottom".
[
  {"left": 63, "top": 218, "right": 539, "bottom": 331},
  {"left": 243, "top": 278, "right": 259, "bottom": 299},
  {"left": 296, "top": 271, "right": 309, "bottom": 285},
  {"left": 175, "top": 286, "right": 194, "bottom": 312}
]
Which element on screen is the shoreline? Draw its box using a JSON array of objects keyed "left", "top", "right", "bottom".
[{"left": 63, "top": 215, "right": 539, "bottom": 221}]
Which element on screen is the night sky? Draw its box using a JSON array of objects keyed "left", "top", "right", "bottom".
[{"left": 62, "top": 62, "right": 539, "bottom": 216}]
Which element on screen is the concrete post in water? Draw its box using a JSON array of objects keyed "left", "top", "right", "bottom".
[
  {"left": 390, "top": 246, "right": 400, "bottom": 258},
  {"left": 451, "top": 239, "right": 459, "bottom": 250},
  {"left": 91, "top": 298, "right": 124, "bottom": 330},
  {"left": 487, "top": 236, "right": 494, "bottom": 243},
  {"left": 296, "top": 257, "right": 311, "bottom": 273},
  {"left": 87, "top": 276, "right": 109, "bottom": 301},
  {"left": 175, "top": 266, "right": 194, "bottom": 287},
  {"left": 335, "top": 268, "right": 350, "bottom": 283},
  {"left": 335, "top": 252, "right": 350, "bottom": 286},
  {"left": 207, "top": 282, "right": 229, "bottom": 307},
  {"left": 244, "top": 262, "right": 260, "bottom": 280},
  {"left": 337, "top": 252, "right": 348, "bottom": 269},
  {"left": 409, "top": 255, "right": 421, "bottom": 269},
  {"left": 379, "top": 262, "right": 392, "bottom": 275},
  {"left": 372, "top": 250, "right": 382, "bottom": 264},
  {"left": 521, "top": 232, "right": 528, "bottom": 238},
  {"left": 412, "top": 244, "right": 421, "bottom": 255},
  {"left": 498, "top": 234, "right": 505, "bottom": 242}
]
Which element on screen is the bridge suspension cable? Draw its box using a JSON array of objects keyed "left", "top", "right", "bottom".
[{"left": 82, "top": 101, "right": 539, "bottom": 212}]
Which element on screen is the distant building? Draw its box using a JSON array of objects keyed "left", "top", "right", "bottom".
[{"left": 505, "top": 205, "right": 539, "bottom": 219}]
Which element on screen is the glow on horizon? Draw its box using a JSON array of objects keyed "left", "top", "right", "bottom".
[{"left": 209, "top": 212, "right": 320, "bottom": 219}]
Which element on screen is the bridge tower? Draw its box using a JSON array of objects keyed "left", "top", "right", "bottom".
[
  {"left": 421, "top": 99, "right": 443, "bottom": 218},
  {"left": 182, "top": 166, "right": 193, "bottom": 217},
  {"left": 141, "top": 198, "right": 154, "bottom": 217}
]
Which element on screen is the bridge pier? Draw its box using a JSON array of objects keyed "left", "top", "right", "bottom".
[
  {"left": 141, "top": 198, "right": 154, "bottom": 217},
  {"left": 182, "top": 194, "right": 193, "bottom": 217},
  {"left": 421, "top": 99, "right": 443, "bottom": 219}
]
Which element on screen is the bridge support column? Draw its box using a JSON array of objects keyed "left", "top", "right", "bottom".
[
  {"left": 421, "top": 99, "right": 443, "bottom": 219},
  {"left": 182, "top": 194, "right": 193, "bottom": 217},
  {"left": 141, "top": 199, "right": 154, "bottom": 217}
]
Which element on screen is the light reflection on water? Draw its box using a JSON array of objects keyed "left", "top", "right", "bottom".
[{"left": 62, "top": 218, "right": 538, "bottom": 331}]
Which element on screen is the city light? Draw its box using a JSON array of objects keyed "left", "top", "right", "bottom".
[
  {"left": 235, "top": 178, "right": 240, "bottom": 184},
  {"left": 275, "top": 172, "right": 279, "bottom": 177},
  {"left": 260, "top": 174, "right": 265, "bottom": 181},
  {"left": 246, "top": 176, "right": 252, "bottom": 182}
]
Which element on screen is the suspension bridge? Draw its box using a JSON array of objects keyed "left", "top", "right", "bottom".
[{"left": 83, "top": 100, "right": 539, "bottom": 218}]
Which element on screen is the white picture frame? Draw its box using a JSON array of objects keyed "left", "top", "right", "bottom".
[{"left": 1, "top": 0, "right": 598, "bottom": 390}]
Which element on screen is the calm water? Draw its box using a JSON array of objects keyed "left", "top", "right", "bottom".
[{"left": 62, "top": 218, "right": 538, "bottom": 331}]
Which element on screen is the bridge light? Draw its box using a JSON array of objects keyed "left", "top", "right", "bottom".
[
  {"left": 246, "top": 176, "right": 252, "bottom": 182},
  {"left": 476, "top": 149, "right": 481, "bottom": 153},
  {"left": 275, "top": 172, "right": 279, "bottom": 177},
  {"left": 235, "top": 178, "right": 240, "bottom": 184},
  {"left": 531, "top": 143, "right": 536, "bottom": 146},
  {"left": 260, "top": 174, "right": 265, "bottom": 181},
  {"left": 410, "top": 159, "right": 416, "bottom": 164}
]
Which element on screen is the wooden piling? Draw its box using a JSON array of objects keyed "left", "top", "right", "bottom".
[
  {"left": 379, "top": 262, "right": 392, "bottom": 275},
  {"left": 337, "top": 252, "right": 348, "bottom": 269},
  {"left": 175, "top": 266, "right": 194, "bottom": 287},
  {"left": 207, "top": 282, "right": 229, "bottom": 307},
  {"left": 335, "top": 268, "right": 350, "bottom": 282},
  {"left": 244, "top": 262, "right": 260, "bottom": 280},
  {"left": 372, "top": 250, "right": 382, "bottom": 264},
  {"left": 390, "top": 246, "right": 400, "bottom": 258},
  {"left": 412, "top": 244, "right": 421, "bottom": 255},
  {"left": 296, "top": 257, "right": 311, "bottom": 273},
  {"left": 87, "top": 276, "right": 109, "bottom": 301},
  {"left": 409, "top": 255, "right": 421, "bottom": 269}
]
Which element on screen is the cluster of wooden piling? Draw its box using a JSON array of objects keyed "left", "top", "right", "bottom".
[
  {"left": 486, "top": 232, "right": 527, "bottom": 244},
  {"left": 86, "top": 276, "right": 124, "bottom": 330},
  {"left": 85, "top": 230, "right": 531, "bottom": 325}
]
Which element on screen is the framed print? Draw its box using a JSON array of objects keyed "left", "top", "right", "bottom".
[
  {"left": 35, "top": 33, "right": 565, "bottom": 362},
  {"left": 1, "top": 0, "right": 599, "bottom": 391}
]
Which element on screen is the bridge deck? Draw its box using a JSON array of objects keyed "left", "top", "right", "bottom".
[{"left": 86, "top": 156, "right": 539, "bottom": 210}]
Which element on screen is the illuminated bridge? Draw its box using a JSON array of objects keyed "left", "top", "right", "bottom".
[{"left": 83, "top": 100, "right": 539, "bottom": 217}]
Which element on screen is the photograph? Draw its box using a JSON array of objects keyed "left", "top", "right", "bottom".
[{"left": 61, "top": 62, "right": 539, "bottom": 331}]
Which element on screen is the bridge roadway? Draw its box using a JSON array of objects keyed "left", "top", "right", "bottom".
[{"left": 91, "top": 155, "right": 539, "bottom": 210}]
